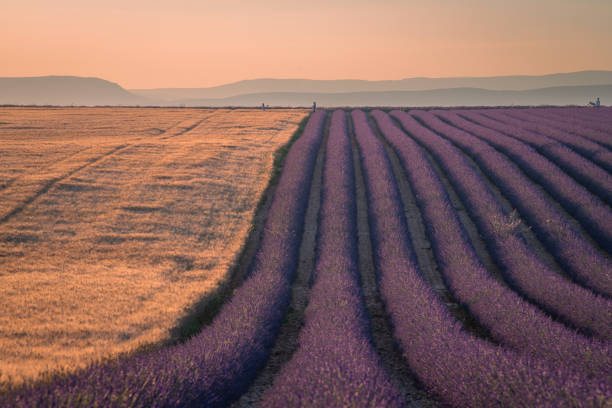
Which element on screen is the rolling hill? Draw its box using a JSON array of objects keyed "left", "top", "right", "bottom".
[
  {"left": 1, "top": 72, "right": 610, "bottom": 106},
  {"left": 172, "top": 85, "right": 612, "bottom": 107},
  {"left": 0, "top": 76, "right": 149, "bottom": 106},
  {"left": 131, "top": 71, "right": 612, "bottom": 101}
]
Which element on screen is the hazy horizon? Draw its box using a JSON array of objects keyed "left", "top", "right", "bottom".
[{"left": 2, "top": 0, "right": 611, "bottom": 89}]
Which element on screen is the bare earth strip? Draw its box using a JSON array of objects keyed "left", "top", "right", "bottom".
[
  {"left": 230, "top": 110, "right": 328, "bottom": 407},
  {"left": 351, "top": 115, "right": 440, "bottom": 407},
  {"left": 0, "top": 107, "right": 308, "bottom": 385}
]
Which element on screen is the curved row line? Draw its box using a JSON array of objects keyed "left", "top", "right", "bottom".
[
  {"left": 562, "top": 107, "right": 612, "bottom": 130},
  {"left": 353, "top": 109, "right": 607, "bottom": 407},
  {"left": 1, "top": 111, "right": 327, "bottom": 408},
  {"left": 500, "top": 109, "right": 612, "bottom": 173},
  {"left": 496, "top": 106, "right": 612, "bottom": 135},
  {"left": 434, "top": 109, "right": 612, "bottom": 252},
  {"left": 568, "top": 107, "right": 612, "bottom": 124},
  {"left": 464, "top": 109, "right": 612, "bottom": 206},
  {"left": 530, "top": 108, "right": 612, "bottom": 140},
  {"left": 409, "top": 110, "right": 612, "bottom": 298},
  {"left": 259, "top": 110, "right": 403, "bottom": 407},
  {"left": 534, "top": 107, "right": 612, "bottom": 133},
  {"left": 380, "top": 110, "right": 611, "bottom": 380},
  {"left": 517, "top": 108, "right": 612, "bottom": 150},
  {"left": 379, "top": 110, "right": 612, "bottom": 340}
]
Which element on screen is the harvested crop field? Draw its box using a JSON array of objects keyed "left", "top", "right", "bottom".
[
  {"left": 0, "top": 107, "right": 308, "bottom": 385},
  {"left": 1, "top": 106, "right": 611, "bottom": 407}
]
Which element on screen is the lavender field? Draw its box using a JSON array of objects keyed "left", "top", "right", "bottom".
[{"left": 2, "top": 107, "right": 611, "bottom": 407}]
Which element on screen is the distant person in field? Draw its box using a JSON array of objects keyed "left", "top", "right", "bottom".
[
  {"left": 589, "top": 97, "right": 601, "bottom": 107},
  {"left": 262, "top": 103, "right": 266, "bottom": 112},
  {"left": 313, "top": 101, "right": 316, "bottom": 112}
]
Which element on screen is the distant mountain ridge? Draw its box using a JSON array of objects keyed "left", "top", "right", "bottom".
[
  {"left": 0, "top": 76, "right": 149, "bottom": 106},
  {"left": 131, "top": 71, "right": 612, "bottom": 100},
  {"left": 1, "top": 72, "right": 611, "bottom": 106},
  {"left": 173, "top": 85, "right": 612, "bottom": 107}
]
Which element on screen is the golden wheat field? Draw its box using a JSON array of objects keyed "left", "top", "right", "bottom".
[{"left": 0, "top": 107, "right": 308, "bottom": 385}]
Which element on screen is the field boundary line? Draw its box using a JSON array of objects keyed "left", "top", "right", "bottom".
[
  {"left": 166, "top": 113, "right": 314, "bottom": 343},
  {"left": 230, "top": 112, "right": 327, "bottom": 407}
]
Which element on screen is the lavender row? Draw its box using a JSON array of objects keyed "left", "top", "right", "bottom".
[
  {"left": 352, "top": 109, "right": 608, "bottom": 407},
  {"left": 260, "top": 110, "right": 403, "bottom": 407},
  {"left": 517, "top": 108, "right": 612, "bottom": 150},
  {"left": 535, "top": 107, "right": 612, "bottom": 133},
  {"left": 434, "top": 109, "right": 612, "bottom": 253},
  {"left": 500, "top": 108, "right": 612, "bottom": 173},
  {"left": 572, "top": 108, "right": 612, "bottom": 129},
  {"left": 379, "top": 110, "right": 611, "bottom": 381},
  {"left": 407, "top": 110, "right": 612, "bottom": 298},
  {"left": 531, "top": 107, "right": 612, "bottom": 140},
  {"left": 1, "top": 111, "right": 328, "bottom": 408},
  {"left": 467, "top": 109, "right": 612, "bottom": 206},
  {"left": 381, "top": 110, "right": 612, "bottom": 340},
  {"left": 379, "top": 109, "right": 612, "bottom": 340}
]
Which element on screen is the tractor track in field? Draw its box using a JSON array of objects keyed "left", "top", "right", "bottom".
[
  {"left": 0, "top": 114, "right": 201, "bottom": 193},
  {"left": 0, "top": 143, "right": 129, "bottom": 225},
  {"left": 349, "top": 113, "right": 441, "bottom": 408},
  {"left": 0, "top": 114, "right": 209, "bottom": 227},
  {"left": 230, "top": 112, "right": 329, "bottom": 408},
  {"left": 159, "top": 114, "right": 212, "bottom": 140},
  {"left": 0, "top": 146, "right": 94, "bottom": 193}
]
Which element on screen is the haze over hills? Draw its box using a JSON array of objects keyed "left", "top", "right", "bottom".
[
  {"left": 131, "top": 71, "right": 612, "bottom": 100},
  {"left": 0, "top": 71, "right": 610, "bottom": 107},
  {"left": 0, "top": 76, "right": 150, "bottom": 106},
  {"left": 175, "top": 85, "right": 612, "bottom": 107}
]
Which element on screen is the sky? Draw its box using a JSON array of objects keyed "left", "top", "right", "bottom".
[{"left": 1, "top": 0, "right": 611, "bottom": 89}]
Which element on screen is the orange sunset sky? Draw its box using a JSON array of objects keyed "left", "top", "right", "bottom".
[{"left": 2, "top": 0, "right": 611, "bottom": 89}]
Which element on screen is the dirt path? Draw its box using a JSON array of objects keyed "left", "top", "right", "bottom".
[
  {"left": 368, "top": 115, "right": 495, "bottom": 342},
  {"left": 230, "top": 113, "right": 329, "bottom": 407},
  {"left": 414, "top": 139, "right": 505, "bottom": 284},
  {"left": 349, "top": 114, "right": 441, "bottom": 408}
]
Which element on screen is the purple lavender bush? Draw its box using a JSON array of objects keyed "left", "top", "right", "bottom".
[
  {"left": 554, "top": 107, "right": 612, "bottom": 133},
  {"left": 525, "top": 109, "right": 612, "bottom": 149},
  {"left": 352, "top": 109, "right": 609, "bottom": 407},
  {"left": 375, "top": 110, "right": 612, "bottom": 341},
  {"left": 462, "top": 109, "right": 612, "bottom": 206},
  {"left": 433, "top": 109, "right": 612, "bottom": 252},
  {"left": 375, "top": 110, "right": 611, "bottom": 380},
  {"left": 260, "top": 110, "right": 403, "bottom": 407},
  {"left": 500, "top": 108, "right": 612, "bottom": 173},
  {"left": 406, "top": 110, "right": 612, "bottom": 298}
]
